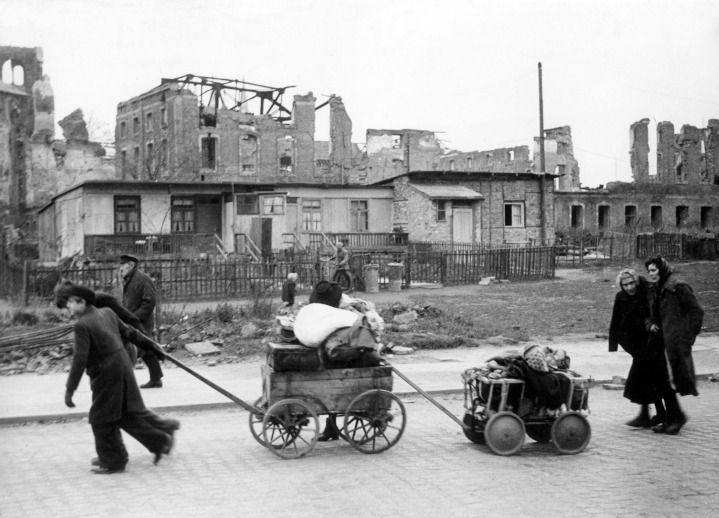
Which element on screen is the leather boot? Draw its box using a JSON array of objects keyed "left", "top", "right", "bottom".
[{"left": 625, "top": 405, "right": 651, "bottom": 428}]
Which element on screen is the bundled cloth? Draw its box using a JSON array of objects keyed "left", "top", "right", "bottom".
[{"left": 339, "top": 294, "right": 386, "bottom": 342}]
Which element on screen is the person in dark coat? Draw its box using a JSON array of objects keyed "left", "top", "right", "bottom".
[
  {"left": 644, "top": 256, "right": 704, "bottom": 435},
  {"left": 608, "top": 268, "right": 666, "bottom": 428},
  {"left": 281, "top": 272, "right": 298, "bottom": 307},
  {"left": 119, "top": 254, "right": 163, "bottom": 388},
  {"left": 55, "top": 281, "right": 180, "bottom": 439},
  {"left": 59, "top": 284, "right": 176, "bottom": 474}
]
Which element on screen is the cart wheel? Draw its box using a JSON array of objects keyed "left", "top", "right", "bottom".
[
  {"left": 344, "top": 389, "right": 406, "bottom": 454},
  {"left": 462, "top": 413, "right": 486, "bottom": 445},
  {"left": 249, "top": 397, "right": 269, "bottom": 447},
  {"left": 525, "top": 423, "right": 553, "bottom": 443},
  {"left": 262, "top": 399, "right": 319, "bottom": 459},
  {"left": 484, "top": 411, "right": 525, "bottom": 456},
  {"left": 551, "top": 412, "right": 591, "bottom": 455}
]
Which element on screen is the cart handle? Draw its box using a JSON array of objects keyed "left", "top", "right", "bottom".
[
  {"left": 163, "top": 353, "right": 262, "bottom": 415},
  {"left": 389, "top": 362, "right": 469, "bottom": 431}
]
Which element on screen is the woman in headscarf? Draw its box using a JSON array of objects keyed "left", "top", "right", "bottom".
[
  {"left": 644, "top": 256, "right": 704, "bottom": 435},
  {"left": 609, "top": 268, "right": 664, "bottom": 428}
]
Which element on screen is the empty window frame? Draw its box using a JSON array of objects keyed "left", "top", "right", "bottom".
[
  {"left": 598, "top": 205, "right": 610, "bottom": 230},
  {"left": 449, "top": 160, "right": 455, "bottom": 171},
  {"left": 504, "top": 202, "right": 524, "bottom": 227},
  {"left": 391, "top": 134, "right": 402, "bottom": 149},
  {"left": 160, "top": 107, "right": 168, "bottom": 126},
  {"left": 436, "top": 200, "right": 447, "bottom": 222},
  {"left": 236, "top": 194, "right": 259, "bottom": 215},
  {"left": 701, "top": 206, "right": 714, "bottom": 228},
  {"left": 675, "top": 206, "right": 689, "bottom": 227},
  {"left": 262, "top": 195, "right": 285, "bottom": 215},
  {"left": 239, "top": 134, "right": 258, "bottom": 174},
  {"left": 133, "top": 117, "right": 140, "bottom": 135},
  {"left": 467, "top": 157, "right": 473, "bottom": 170},
  {"left": 171, "top": 197, "right": 195, "bottom": 233},
  {"left": 570, "top": 205, "right": 583, "bottom": 229},
  {"left": 145, "top": 142, "right": 154, "bottom": 176},
  {"left": 674, "top": 152, "right": 685, "bottom": 183},
  {"left": 278, "top": 136, "right": 294, "bottom": 174},
  {"left": 350, "top": 200, "right": 369, "bottom": 232},
  {"left": 120, "top": 121, "right": 126, "bottom": 138},
  {"left": 507, "top": 150, "right": 515, "bottom": 161},
  {"left": 114, "top": 196, "right": 141, "bottom": 234},
  {"left": 201, "top": 136, "right": 217, "bottom": 169},
  {"left": 624, "top": 205, "right": 637, "bottom": 228},
  {"left": 651, "top": 205, "right": 663, "bottom": 228},
  {"left": 145, "top": 112, "right": 153, "bottom": 132},
  {"left": 302, "top": 199, "right": 322, "bottom": 231}
]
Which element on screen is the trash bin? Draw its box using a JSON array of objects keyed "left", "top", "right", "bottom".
[
  {"left": 362, "top": 263, "right": 379, "bottom": 293},
  {"left": 387, "top": 262, "right": 403, "bottom": 292}
]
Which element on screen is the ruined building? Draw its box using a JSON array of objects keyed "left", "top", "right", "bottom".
[
  {"left": 0, "top": 45, "right": 114, "bottom": 253},
  {"left": 554, "top": 118, "right": 719, "bottom": 235},
  {"left": 115, "top": 75, "right": 360, "bottom": 184}
]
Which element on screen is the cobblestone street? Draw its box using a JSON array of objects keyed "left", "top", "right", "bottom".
[{"left": 2, "top": 382, "right": 719, "bottom": 518}]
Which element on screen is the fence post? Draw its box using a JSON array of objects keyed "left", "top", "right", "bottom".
[
  {"left": 23, "top": 260, "right": 29, "bottom": 306},
  {"left": 440, "top": 251, "right": 447, "bottom": 285},
  {"left": 404, "top": 252, "right": 411, "bottom": 288}
]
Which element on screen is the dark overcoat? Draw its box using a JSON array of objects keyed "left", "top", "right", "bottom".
[
  {"left": 66, "top": 307, "right": 149, "bottom": 424},
  {"left": 646, "top": 273, "right": 704, "bottom": 396},
  {"left": 608, "top": 276, "right": 662, "bottom": 403},
  {"left": 122, "top": 268, "right": 157, "bottom": 335}
]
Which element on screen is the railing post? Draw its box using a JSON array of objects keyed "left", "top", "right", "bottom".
[
  {"left": 23, "top": 260, "right": 29, "bottom": 306},
  {"left": 440, "top": 251, "right": 447, "bottom": 285}
]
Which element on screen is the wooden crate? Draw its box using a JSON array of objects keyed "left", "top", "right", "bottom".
[
  {"left": 265, "top": 342, "right": 322, "bottom": 372},
  {"left": 262, "top": 364, "right": 393, "bottom": 414}
]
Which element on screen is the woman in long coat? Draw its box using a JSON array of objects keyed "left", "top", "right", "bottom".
[
  {"left": 644, "top": 256, "right": 704, "bottom": 435},
  {"left": 609, "top": 269, "right": 665, "bottom": 427}
]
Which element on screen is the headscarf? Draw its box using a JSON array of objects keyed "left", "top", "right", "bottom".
[
  {"left": 644, "top": 255, "right": 673, "bottom": 284},
  {"left": 616, "top": 268, "right": 640, "bottom": 294},
  {"left": 523, "top": 344, "right": 549, "bottom": 372}
]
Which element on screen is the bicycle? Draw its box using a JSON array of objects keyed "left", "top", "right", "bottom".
[{"left": 321, "top": 259, "right": 355, "bottom": 293}]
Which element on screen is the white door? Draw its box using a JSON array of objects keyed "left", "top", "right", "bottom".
[{"left": 453, "top": 207, "right": 473, "bottom": 244}]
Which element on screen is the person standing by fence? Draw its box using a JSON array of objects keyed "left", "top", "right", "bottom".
[
  {"left": 644, "top": 256, "right": 704, "bottom": 435},
  {"left": 119, "top": 254, "right": 164, "bottom": 389}
]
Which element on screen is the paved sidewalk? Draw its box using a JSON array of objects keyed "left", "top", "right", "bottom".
[{"left": 1, "top": 333, "right": 718, "bottom": 424}]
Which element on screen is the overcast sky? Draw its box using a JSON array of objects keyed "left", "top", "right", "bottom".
[{"left": 2, "top": 0, "right": 718, "bottom": 187}]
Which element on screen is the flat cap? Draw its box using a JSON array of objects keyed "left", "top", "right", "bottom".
[{"left": 119, "top": 254, "right": 139, "bottom": 264}]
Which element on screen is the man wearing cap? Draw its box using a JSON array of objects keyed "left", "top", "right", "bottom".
[
  {"left": 119, "top": 254, "right": 163, "bottom": 388},
  {"left": 329, "top": 240, "right": 351, "bottom": 290}
]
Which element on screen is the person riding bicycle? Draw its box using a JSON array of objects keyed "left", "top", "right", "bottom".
[{"left": 330, "top": 240, "right": 350, "bottom": 271}]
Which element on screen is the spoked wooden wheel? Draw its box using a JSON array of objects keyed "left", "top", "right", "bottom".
[
  {"left": 344, "top": 390, "right": 406, "bottom": 454},
  {"left": 249, "top": 397, "right": 269, "bottom": 447},
  {"left": 551, "top": 412, "right": 591, "bottom": 454},
  {"left": 262, "top": 399, "right": 319, "bottom": 459},
  {"left": 462, "top": 413, "right": 486, "bottom": 445},
  {"left": 484, "top": 411, "right": 526, "bottom": 456},
  {"left": 525, "top": 423, "right": 553, "bottom": 443}
]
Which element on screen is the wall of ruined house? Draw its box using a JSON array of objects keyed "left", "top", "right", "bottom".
[
  {"left": 534, "top": 126, "right": 580, "bottom": 191},
  {"left": 363, "top": 130, "right": 441, "bottom": 184},
  {"left": 116, "top": 86, "right": 335, "bottom": 184},
  {"left": 393, "top": 175, "right": 553, "bottom": 246},
  {"left": 631, "top": 118, "right": 718, "bottom": 186},
  {"left": 437, "top": 146, "right": 531, "bottom": 174},
  {"left": 554, "top": 183, "right": 719, "bottom": 235},
  {"left": 328, "top": 96, "right": 354, "bottom": 182}
]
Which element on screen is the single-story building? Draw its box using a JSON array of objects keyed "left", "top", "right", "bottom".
[{"left": 37, "top": 180, "right": 395, "bottom": 262}]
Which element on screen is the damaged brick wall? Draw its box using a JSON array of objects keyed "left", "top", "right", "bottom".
[
  {"left": 437, "top": 146, "right": 531, "bottom": 174},
  {"left": 537, "top": 126, "right": 580, "bottom": 191},
  {"left": 362, "top": 129, "right": 441, "bottom": 184}
]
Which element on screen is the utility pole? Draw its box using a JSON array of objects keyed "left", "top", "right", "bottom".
[{"left": 538, "top": 62, "right": 547, "bottom": 244}]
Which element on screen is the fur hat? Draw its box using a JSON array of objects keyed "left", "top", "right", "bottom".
[
  {"left": 523, "top": 344, "right": 549, "bottom": 372},
  {"left": 54, "top": 281, "right": 95, "bottom": 308},
  {"left": 309, "top": 280, "right": 343, "bottom": 308}
]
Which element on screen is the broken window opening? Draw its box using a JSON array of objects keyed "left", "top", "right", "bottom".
[
  {"left": 161, "top": 107, "right": 168, "bottom": 127},
  {"left": 171, "top": 197, "right": 195, "bottom": 233},
  {"left": 504, "top": 203, "right": 524, "bottom": 227},
  {"left": 651, "top": 206, "right": 663, "bottom": 229},
  {"left": 675, "top": 206, "right": 689, "bottom": 227},
  {"left": 201, "top": 136, "right": 217, "bottom": 169},
  {"left": 302, "top": 199, "right": 321, "bottom": 231},
  {"left": 133, "top": 117, "right": 140, "bottom": 135},
  {"left": 557, "top": 142, "right": 567, "bottom": 155},
  {"left": 239, "top": 134, "right": 258, "bottom": 174},
  {"left": 507, "top": 150, "right": 515, "bottom": 161},
  {"left": 199, "top": 106, "right": 217, "bottom": 127},
  {"left": 391, "top": 135, "right": 402, "bottom": 150},
  {"left": 467, "top": 157, "right": 473, "bottom": 170},
  {"left": 1, "top": 60, "right": 11, "bottom": 83},
  {"left": 351, "top": 200, "right": 369, "bottom": 232},
  {"left": 449, "top": 160, "right": 455, "bottom": 171},
  {"left": 624, "top": 205, "right": 637, "bottom": 228},
  {"left": 145, "top": 112, "right": 153, "bottom": 132},
  {"left": 12, "top": 64, "right": 24, "bottom": 86},
  {"left": 598, "top": 206, "right": 610, "bottom": 231},
  {"left": 674, "top": 152, "right": 685, "bottom": 183},
  {"left": 120, "top": 121, "right": 126, "bottom": 139},
  {"left": 555, "top": 164, "right": 565, "bottom": 176},
  {"left": 114, "top": 196, "right": 141, "bottom": 234},
  {"left": 570, "top": 205, "right": 583, "bottom": 229},
  {"left": 278, "top": 136, "right": 294, "bottom": 174},
  {"left": 701, "top": 206, "right": 713, "bottom": 229},
  {"left": 436, "top": 201, "right": 447, "bottom": 222}
]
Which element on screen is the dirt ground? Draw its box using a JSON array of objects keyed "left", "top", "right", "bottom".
[{"left": 2, "top": 262, "right": 718, "bottom": 373}]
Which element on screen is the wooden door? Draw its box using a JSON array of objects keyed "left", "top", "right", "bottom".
[{"left": 453, "top": 207, "right": 473, "bottom": 244}]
